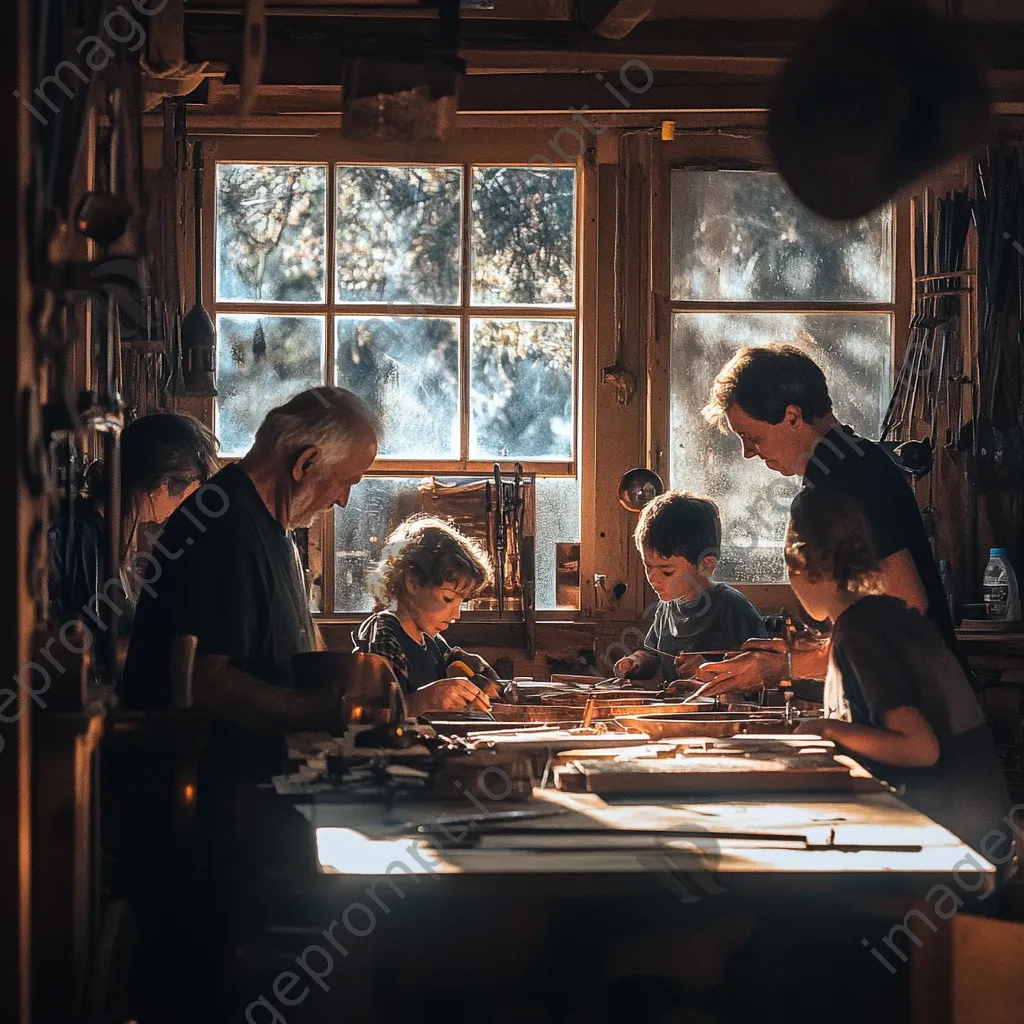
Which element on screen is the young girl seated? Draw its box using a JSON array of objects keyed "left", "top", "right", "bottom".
[
  {"left": 353, "top": 516, "right": 499, "bottom": 716},
  {"left": 786, "top": 485, "right": 1016, "bottom": 893}
]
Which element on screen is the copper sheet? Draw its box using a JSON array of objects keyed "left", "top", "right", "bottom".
[
  {"left": 615, "top": 711, "right": 800, "bottom": 740},
  {"left": 421, "top": 717, "right": 581, "bottom": 737},
  {"left": 578, "top": 698, "right": 697, "bottom": 719},
  {"left": 489, "top": 704, "right": 584, "bottom": 723},
  {"left": 540, "top": 689, "right": 664, "bottom": 707}
]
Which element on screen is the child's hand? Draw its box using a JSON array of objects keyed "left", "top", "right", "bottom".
[
  {"left": 447, "top": 648, "right": 498, "bottom": 681},
  {"left": 673, "top": 652, "right": 705, "bottom": 679},
  {"left": 407, "top": 678, "right": 491, "bottom": 715},
  {"left": 614, "top": 655, "right": 647, "bottom": 679},
  {"left": 472, "top": 677, "right": 502, "bottom": 701},
  {"left": 614, "top": 654, "right": 641, "bottom": 677},
  {"left": 615, "top": 651, "right": 657, "bottom": 679},
  {"left": 446, "top": 653, "right": 501, "bottom": 699}
]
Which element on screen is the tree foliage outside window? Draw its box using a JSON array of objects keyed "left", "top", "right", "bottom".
[
  {"left": 335, "top": 316, "right": 460, "bottom": 458},
  {"left": 216, "top": 164, "right": 327, "bottom": 302},
  {"left": 470, "top": 318, "right": 574, "bottom": 459},
  {"left": 335, "top": 165, "right": 462, "bottom": 305},
  {"left": 671, "top": 170, "right": 892, "bottom": 304},
  {"left": 472, "top": 167, "right": 575, "bottom": 306},
  {"left": 216, "top": 314, "right": 324, "bottom": 456}
]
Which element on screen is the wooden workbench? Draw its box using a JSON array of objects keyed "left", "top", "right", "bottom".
[
  {"left": 305, "top": 787, "right": 994, "bottom": 887},
  {"left": 204, "top": 775, "right": 1000, "bottom": 1024}
]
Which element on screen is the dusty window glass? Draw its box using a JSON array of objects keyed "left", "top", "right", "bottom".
[
  {"left": 215, "top": 314, "right": 325, "bottom": 456},
  {"left": 470, "top": 319, "right": 574, "bottom": 460},
  {"left": 335, "top": 165, "right": 462, "bottom": 306},
  {"left": 335, "top": 478, "right": 412, "bottom": 615},
  {"left": 335, "top": 316, "right": 460, "bottom": 459},
  {"left": 215, "top": 164, "right": 327, "bottom": 303},
  {"left": 471, "top": 166, "right": 576, "bottom": 307},
  {"left": 335, "top": 475, "right": 574, "bottom": 613},
  {"left": 534, "top": 476, "right": 581, "bottom": 610},
  {"left": 669, "top": 313, "right": 892, "bottom": 583},
  {"left": 671, "top": 170, "right": 893, "bottom": 304}
]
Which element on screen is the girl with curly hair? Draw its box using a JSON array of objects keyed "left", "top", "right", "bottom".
[
  {"left": 352, "top": 516, "right": 500, "bottom": 714},
  {"left": 786, "top": 485, "right": 1014, "bottom": 894}
]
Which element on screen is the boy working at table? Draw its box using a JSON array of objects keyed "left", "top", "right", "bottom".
[{"left": 615, "top": 492, "right": 768, "bottom": 683}]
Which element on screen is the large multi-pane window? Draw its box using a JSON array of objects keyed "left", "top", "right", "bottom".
[
  {"left": 668, "top": 170, "right": 894, "bottom": 583},
  {"left": 213, "top": 162, "right": 580, "bottom": 612}
]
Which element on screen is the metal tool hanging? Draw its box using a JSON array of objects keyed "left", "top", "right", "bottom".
[
  {"left": 181, "top": 138, "right": 218, "bottom": 396},
  {"left": 881, "top": 186, "right": 972, "bottom": 482},
  {"left": 161, "top": 97, "right": 188, "bottom": 401},
  {"left": 969, "top": 147, "right": 1024, "bottom": 490},
  {"left": 488, "top": 463, "right": 529, "bottom": 616}
]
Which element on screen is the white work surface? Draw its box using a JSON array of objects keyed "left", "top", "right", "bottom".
[{"left": 305, "top": 787, "right": 995, "bottom": 880}]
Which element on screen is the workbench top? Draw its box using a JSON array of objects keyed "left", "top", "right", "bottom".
[{"left": 303, "top": 787, "right": 994, "bottom": 883}]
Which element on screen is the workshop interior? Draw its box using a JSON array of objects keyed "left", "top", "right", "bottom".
[{"left": 7, "top": 2, "right": 1024, "bottom": 1023}]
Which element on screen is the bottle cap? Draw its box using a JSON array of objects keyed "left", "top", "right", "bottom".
[{"left": 991, "top": 547, "right": 1009, "bottom": 557}]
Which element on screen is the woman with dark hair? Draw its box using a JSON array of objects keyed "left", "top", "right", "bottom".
[
  {"left": 49, "top": 413, "right": 221, "bottom": 661},
  {"left": 118, "top": 412, "right": 221, "bottom": 563}
]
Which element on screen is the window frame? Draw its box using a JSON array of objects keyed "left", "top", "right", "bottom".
[
  {"left": 198, "top": 131, "right": 595, "bottom": 620},
  {"left": 648, "top": 138, "right": 911, "bottom": 606}
]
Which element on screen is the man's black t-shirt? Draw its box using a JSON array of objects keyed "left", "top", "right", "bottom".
[
  {"left": 121, "top": 463, "right": 315, "bottom": 710},
  {"left": 802, "top": 425, "right": 957, "bottom": 651},
  {"left": 826, "top": 596, "right": 1011, "bottom": 872}
]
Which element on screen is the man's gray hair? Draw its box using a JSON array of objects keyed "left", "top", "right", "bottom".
[{"left": 250, "top": 387, "right": 378, "bottom": 465}]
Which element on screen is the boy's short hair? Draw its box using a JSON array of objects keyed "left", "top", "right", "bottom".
[
  {"left": 634, "top": 492, "right": 721, "bottom": 564},
  {"left": 703, "top": 343, "right": 833, "bottom": 430},
  {"left": 368, "top": 515, "right": 492, "bottom": 610}
]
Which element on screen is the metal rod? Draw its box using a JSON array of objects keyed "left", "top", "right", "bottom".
[{"left": 644, "top": 645, "right": 741, "bottom": 660}]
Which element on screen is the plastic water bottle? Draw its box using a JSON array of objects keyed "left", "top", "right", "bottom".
[{"left": 983, "top": 548, "right": 1020, "bottom": 621}]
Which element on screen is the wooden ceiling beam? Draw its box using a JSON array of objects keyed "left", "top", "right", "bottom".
[
  {"left": 187, "top": 72, "right": 774, "bottom": 111},
  {"left": 185, "top": 15, "right": 1024, "bottom": 78},
  {"left": 459, "top": 52, "right": 783, "bottom": 75},
  {"left": 460, "top": 71, "right": 770, "bottom": 112},
  {"left": 174, "top": 66, "right": 1024, "bottom": 128},
  {"left": 185, "top": 1, "right": 574, "bottom": 17}
]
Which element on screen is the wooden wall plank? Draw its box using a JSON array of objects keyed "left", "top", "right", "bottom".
[{"left": 1, "top": 3, "right": 36, "bottom": 1023}]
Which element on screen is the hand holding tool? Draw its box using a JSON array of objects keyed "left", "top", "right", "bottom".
[
  {"left": 446, "top": 661, "right": 497, "bottom": 718},
  {"left": 447, "top": 648, "right": 498, "bottom": 682}
]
